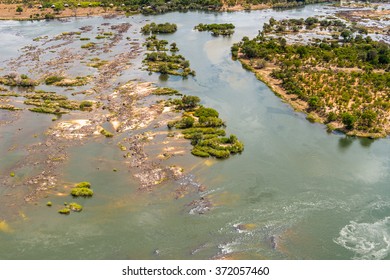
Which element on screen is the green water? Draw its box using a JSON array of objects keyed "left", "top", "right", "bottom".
[{"left": 1, "top": 4, "right": 390, "bottom": 260}]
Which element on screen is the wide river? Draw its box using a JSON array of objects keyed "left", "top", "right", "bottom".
[{"left": 0, "top": 3, "right": 389, "bottom": 260}]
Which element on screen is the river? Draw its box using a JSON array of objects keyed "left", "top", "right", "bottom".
[{"left": 0, "top": 3, "right": 389, "bottom": 260}]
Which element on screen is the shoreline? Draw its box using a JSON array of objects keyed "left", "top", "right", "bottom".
[
  {"left": 238, "top": 58, "right": 388, "bottom": 139},
  {"left": 0, "top": 5, "right": 125, "bottom": 21},
  {"left": 0, "top": 2, "right": 314, "bottom": 21}
]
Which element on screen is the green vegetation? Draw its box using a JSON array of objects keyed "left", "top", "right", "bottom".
[
  {"left": 45, "top": 75, "right": 89, "bottom": 87},
  {"left": 24, "top": 91, "right": 90, "bottom": 115},
  {"left": 194, "top": 23, "right": 235, "bottom": 36},
  {"left": 70, "top": 182, "right": 93, "bottom": 197},
  {"left": 167, "top": 95, "right": 244, "bottom": 158},
  {"left": 44, "top": 75, "right": 64, "bottom": 85},
  {"left": 46, "top": 201, "right": 52, "bottom": 207},
  {"left": 87, "top": 58, "right": 108, "bottom": 69},
  {"left": 144, "top": 51, "right": 195, "bottom": 77},
  {"left": 100, "top": 128, "right": 114, "bottom": 138},
  {"left": 142, "top": 36, "right": 195, "bottom": 77},
  {"left": 152, "top": 87, "right": 182, "bottom": 96},
  {"left": 58, "top": 208, "right": 70, "bottom": 215},
  {"left": 236, "top": 17, "right": 390, "bottom": 137},
  {"left": 79, "top": 100, "right": 94, "bottom": 110},
  {"left": 75, "top": 182, "right": 91, "bottom": 188},
  {"left": 0, "top": 73, "right": 38, "bottom": 87},
  {"left": 10, "top": 172, "right": 15, "bottom": 177},
  {"left": 144, "top": 35, "right": 169, "bottom": 51},
  {"left": 81, "top": 42, "right": 96, "bottom": 49},
  {"left": 9, "top": 1, "right": 330, "bottom": 18},
  {"left": 141, "top": 22, "right": 177, "bottom": 35},
  {"left": 0, "top": 105, "right": 22, "bottom": 111},
  {"left": 69, "top": 202, "right": 83, "bottom": 212}
]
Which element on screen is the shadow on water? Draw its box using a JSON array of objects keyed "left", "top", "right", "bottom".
[
  {"left": 338, "top": 136, "right": 354, "bottom": 151},
  {"left": 359, "top": 137, "right": 375, "bottom": 148}
]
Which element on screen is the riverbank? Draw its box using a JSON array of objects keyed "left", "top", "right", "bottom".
[
  {"left": 238, "top": 58, "right": 389, "bottom": 139},
  {"left": 0, "top": 4, "right": 121, "bottom": 20},
  {"left": 239, "top": 56, "right": 389, "bottom": 139}
]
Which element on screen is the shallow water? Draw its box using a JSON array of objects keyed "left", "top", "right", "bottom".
[{"left": 0, "top": 4, "right": 390, "bottom": 260}]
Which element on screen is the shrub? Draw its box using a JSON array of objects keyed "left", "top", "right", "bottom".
[
  {"left": 45, "top": 76, "right": 64, "bottom": 85},
  {"left": 341, "top": 112, "right": 356, "bottom": 129},
  {"left": 100, "top": 128, "right": 114, "bottom": 137},
  {"left": 58, "top": 208, "right": 70, "bottom": 215},
  {"left": 69, "top": 203, "right": 83, "bottom": 212},
  {"left": 194, "top": 107, "right": 219, "bottom": 118},
  {"left": 75, "top": 182, "right": 91, "bottom": 189},
  {"left": 71, "top": 187, "right": 93, "bottom": 197}
]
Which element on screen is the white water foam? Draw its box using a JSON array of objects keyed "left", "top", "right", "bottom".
[{"left": 334, "top": 217, "right": 390, "bottom": 260}]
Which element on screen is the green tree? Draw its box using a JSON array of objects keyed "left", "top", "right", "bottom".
[
  {"left": 181, "top": 95, "right": 200, "bottom": 110},
  {"left": 341, "top": 112, "right": 356, "bottom": 130},
  {"left": 16, "top": 6, "right": 23, "bottom": 14}
]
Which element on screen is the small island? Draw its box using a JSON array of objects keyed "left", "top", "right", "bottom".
[
  {"left": 142, "top": 36, "right": 195, "bottom": 77},
  {"left": 194, "top": 23, "right": 235, "bottom": 36},
  {"left": 141, "top": 22, "right": 177, "bottom": 35},
  {"left": 166, "top": 94, "right": 244, "bottom": 158}
]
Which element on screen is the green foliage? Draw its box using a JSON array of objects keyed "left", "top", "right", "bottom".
[
  {"left": 75, "top": 182, "right": 91, "bottom": 189},
  {"left": 100, "top": 128, "right": 114, "bottom": 137},
  {"left": 194, "top": 23, "right": 235, "bottom": 36},
  {"left": 341, "top": 112, "right": 356, "bottom": 130},
  {"left": 0, "top": 74, "right": 37, "bottom": 87},
  {"left": 141, "top": 22, "right": 177, "bottom": 35},
  {"left": 23, "top": 91, "right": 87, "bottom": 115},
  {"left": 69, "top": 203, "right": 83, "bottom": 212},
  {"left": 177, "top": 95, "right": 201, "bottom": 110},
  {"left": 79, "top": 101, "right": 94, "bottom": 109},
  {"left": 152, "top": 87, "right": 181, "bottom": 96},
  {"left": 81, "top": 42, "right": 96, "bottom": 49},
  {"left": 45, "top": 75, "right": 64, "bottom": 85},
  {"left": 165, "top": 92, "right": 243, "bottom": 159},
  {"left": 46, "top": 201, "right": 52, "bottom": 207},
  {"left": 194, "top": 107, "right": 219, "bottom": 118},
  {"left": 237, "top": 17, "right": 390, "bottom": 136},
  {"left": 173, "top": 116, "right": 195, "bottom": 129},
  {"left": 70, "top": 187, "right": 93, "bottom": 197},
  {"left": 58, "top": 208, "right": 70, "bottom": 215}
]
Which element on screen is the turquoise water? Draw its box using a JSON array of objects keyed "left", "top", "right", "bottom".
[{"left": 0, "top": 4, "right": 389, "bottom": 260}]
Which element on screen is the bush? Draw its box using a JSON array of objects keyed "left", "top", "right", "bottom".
[
  {"left": 194, "top": 107, "right": 219, "bottom": 118},
  {"left": 71, "top": 187, "right": 93, "bottom": 197},
  {"left": 100, "top": 128, "right": 114, "bottom": 137},
  {"left": 69, "top": 203, "right": 83, "bottom": 212},
  {"left": 58, "top": 208, "right": 70, "bottom": 215},
  {"left": 175, "top": 116, "right": 194, "bottom": 129},
  {"left": 75, "top": 182, "right": 91, "bottom": 189},
  {"left": 45, "top": 75, "right": 64, "bottom": 85},
  {"left": 79, "top": 101, "right": 93, "bottom": 109},
  {"left": 341, "top": 112, "right": 356, "bottom": 129}
]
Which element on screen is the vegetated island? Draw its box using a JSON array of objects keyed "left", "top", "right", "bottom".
[
  {"left": 166, "top": 95, "right": 244, "bottom": 158},
  {"left": 0, "top": 0, "right": 331, "bottom": 21},
  {"left": 141, "top": 22, "right": 177, "bottom": 35},
  {"left": 233, "top": 17, "right": 390, "bottom": 138},
  {"left": 194, "top": 23, "right": 235, "bottom": 36},
  {"left": 142, "top": 34, "right": 195, "bottom": 77}
]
